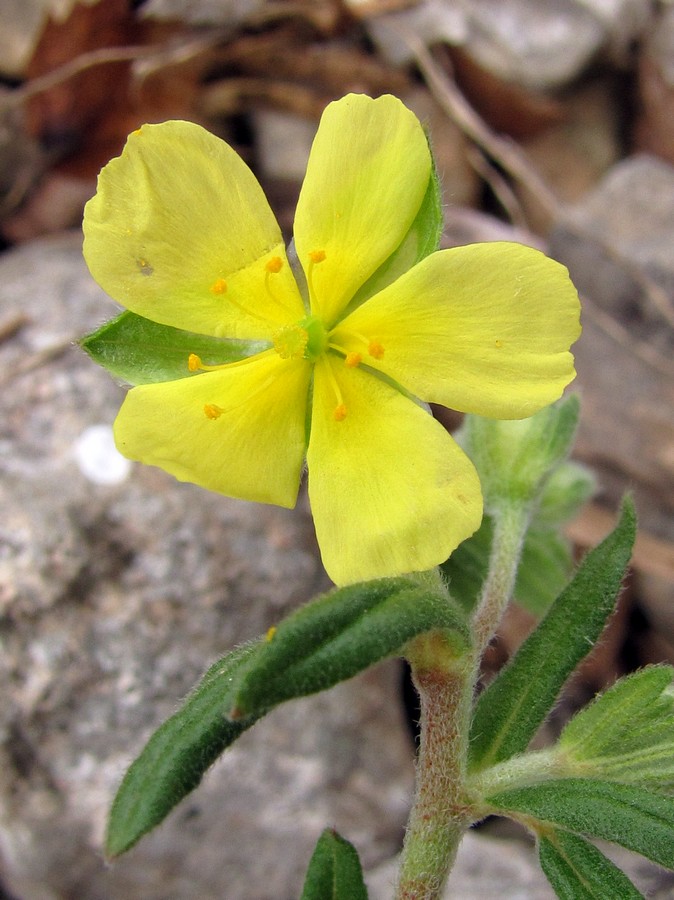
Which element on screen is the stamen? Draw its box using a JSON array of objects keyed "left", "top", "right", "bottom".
[
  {"left": 323, "top": 359, "right": 348, "bottom": 422},
  {"left": 306, "top": 249, "right": 326, "bottom": 309},
  {"left": 265, "top": 257, "right": 283, "bottom": 274},
  {"left": 188, "top": 347, "right": 276, "bottom": 374},
  {"left": 345, "top": 351, "right": 362, "bottom": 368},
  {"left": 210, "top": 278, "right": 227, "bottom": 294},
  {"left": 368, "top": 340, "right": 384, "bottom": 359},
  {"left": 263, "top": 256, "right": 296, "bottom": 316},
  {"left": 204, "top": 403, "right": 224, "bottom": 419}
]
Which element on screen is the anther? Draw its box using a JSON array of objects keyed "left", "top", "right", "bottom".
[
  {"left": 265, "top": 257, "right": 283, "bottom": 274},
  {"left": 188, "top": 353, "right": 202, "bottom": 372},
  {"left": 368, "top": 340, "right": 384, "bottom": 359},
  {"left": 309, "top": 249, "right": 326, "bottom": 264},
  {"left": 204, "top": 404, "right": 224, "bottom": 420},
  {"left": 210, "top": 278, "right": 227, "bottom": 294},
  {"left": 265, "top": 625, "right": 277, "bottom": 642},
  {"left": 345, "top": 351, "right": 362, "bottom": 368},
  {"left": 333, "top": 403, "right": 347, "bottom": 422}
]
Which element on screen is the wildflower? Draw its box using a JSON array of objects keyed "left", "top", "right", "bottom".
[{"left": 83, "top": 94, "right": 580, "bottom": 585}]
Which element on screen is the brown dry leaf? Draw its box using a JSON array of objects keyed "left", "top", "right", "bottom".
[
  {"left": 445, "top": 45, "right": 565, "bottom": 140},
  {"left": 23, "top": 0, "right": 206, "bottom": 178}
]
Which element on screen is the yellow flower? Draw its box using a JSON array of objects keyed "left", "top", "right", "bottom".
[{"left": 83, "top": 94, "right": 580, "bottom": 585}]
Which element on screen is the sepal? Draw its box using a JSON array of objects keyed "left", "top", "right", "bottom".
[
  {"left": 80, "top": 310, "right": 267, "bottom": 385},
  {"left": 459, "top": 394, "right": 580, "bottom": 512}
]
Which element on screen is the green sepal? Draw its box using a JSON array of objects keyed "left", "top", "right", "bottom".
[
  {"left": 105, "top": 642, "right": 264, "bottom": 858},
  {"left": 300, "top": 829, "right": 368, "bottom": 900},
  {"left": 232, "top": 575, "right": 469, "bottom": 718},
  {"left": 558, "top": 665, "right": 674, "bottom": 791},
  {"left": 538, "top": 829, "right": 644, "bottom": 899},
  {"left": 469, "top": 497, "right": 636, "bottom": 771},
  {"left": 486, "top": 778, "right": 674, "bottom": 872},
  {"left": 460, "top": 395, "right": 580, "bottom": 512},
  {"left": 80, "top": 310, "right": 267, "bottom": 385}
]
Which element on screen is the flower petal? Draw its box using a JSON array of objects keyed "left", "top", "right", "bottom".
[
  {"left": 293, "top": 94, "right": 432, "bottom": 326},
  {"left": 333, "top": 243, "right": 581, "bottom": 418},
  {"left": 114, "top": 353, "right": 311, "bottom": 507},
  {"left": 83, "top": 121, "right": 305, "bottom": 340},
  {"left": 307, "top": 357, "right": 483, "bottom": 584}
]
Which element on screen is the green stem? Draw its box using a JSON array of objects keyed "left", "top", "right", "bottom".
[
  {"left": 472, "top": 501, "right": 530, "bottom": 652},
  {"left": 395, "top": 636, "right": 475, "bottom": 900}
]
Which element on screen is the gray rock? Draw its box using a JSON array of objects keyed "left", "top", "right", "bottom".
[
  {"left": 370, "top": 0, "right": 652, "bottom": 90},
  {"left": 0, "top": 234, "right": 414, "bottom": 899},
  {"left": 550, "top": 155, "right": 674, "bottom": 541}
]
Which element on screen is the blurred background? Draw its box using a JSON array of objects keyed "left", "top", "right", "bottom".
[{"left": 1, "top": 1, "right": 673, "bottom": 897}]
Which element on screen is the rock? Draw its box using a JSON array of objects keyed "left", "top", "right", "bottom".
[
  {"left": 549, "top": 155, "right": 674, "bottom": 542},
  {"left": 369, "top": 0, "right": 652, "bottom": 90},
  {"left": 0, "top": 234, "right": 414, "bottom": 898}
]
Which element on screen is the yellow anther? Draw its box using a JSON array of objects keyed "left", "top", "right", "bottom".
[
  {"left": 188, "top": 353, "right": 202, "bottom": 371},
  {"left": 265, "top": 625, "right": 277, "bottom": 642},
  {"left": 309, "top": 249, "right": 326, "bottom": 264},
  {"left": 368, "top": 340, "right": 384, "bottom": 359},
  {"left": 204, "top": 403, "right": 224, "bottom": 420},
  {"left": 345, "top": 351, "right": 362, "bottom": 368},
  {"left": 273, "top": 324, "right": 309, "bottom": 360},
  {"left": 265, "top": 257, "right": 283, "bottom": 274},
  {"left": 210, "top": 278, "right": 228, "bottom": 294},
  {"left": 333, "top": 403, "right": 347, "bottom": 422}
]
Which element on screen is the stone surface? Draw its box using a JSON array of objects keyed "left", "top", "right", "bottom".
[
  {"left": 370, "top": 0, "right": 652, "bottom": 90},
  {"left": 549, "top": 155, "right": 674, "bottom": 544},
  {"left": 0, "top": 234, "right": 414, "bottom": 898}
]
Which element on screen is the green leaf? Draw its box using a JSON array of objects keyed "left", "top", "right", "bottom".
[
  {"left": 301, "top": 829, "right": 368, "bottom": 900},
  {"left": 232, "top": 575, "right": 469, "bottom": 717},
  {"left": 515, "top": 526, "right": 573, "bottom": 616},
  {"left": 469, "top": 497, "right": 636, "bottom": 771},
  {"left": 558, "top": 665, "right": 674, "bottom": 791},
  {"left": 487, "top": 778, "right": 674, "bottom": 871},
  {"left": 538, "top": 830, "right": 643, "bottom": 899},
  {"left": 80, "top": 310, "right": 267, "bottom": 385},
  {"left": 106, "top": 641, "right": 263, "bottom": 858},
  {"left": 460, "top": 395, "right": 580, "bottom": 510}
]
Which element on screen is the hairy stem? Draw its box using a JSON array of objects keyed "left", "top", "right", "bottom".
[
  {"left": 396, "top": 635, "right": 475, "bottom": 900},
  {"left": 472, "top": 502, "right": 530, "bottom": 653}
]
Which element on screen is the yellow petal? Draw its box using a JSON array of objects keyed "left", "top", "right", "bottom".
[
  {"left": 114, "top": 352, "right": 311, "bottom": 507},
  {"left": 293, "top": 94, "right": 431, "bottom": 327},
  {"left": 307, "top": 358, "right": 483, "bottom": 584},
  {"left": 83, "top": 121, "right": 305, "bottom": 340},
  {"left": 333, "top": 243, "right": 581, "bottom": 418}
]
